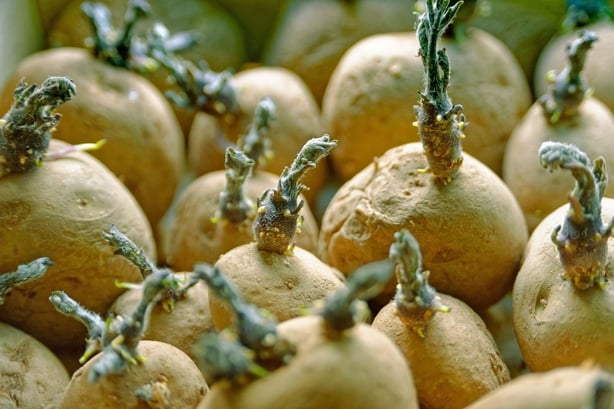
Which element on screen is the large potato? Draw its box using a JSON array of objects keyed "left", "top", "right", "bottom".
[{"left": 0, "top": 139, "right": 155, "bottom": 349}]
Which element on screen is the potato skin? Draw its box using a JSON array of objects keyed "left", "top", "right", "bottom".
[
  {"left": 210, "top": 243, "right": 344, "bottom": 329},
  {"left": 59, "top": 340, "right": 207, "bottom": 409},
  {"left": 165, "top": 170, "right": 319, "bottom": 270},
  {"left": 0, "top": 139, "right": 156, "bottom": 349},
  {"left": 372, "top": 294, "right": 510, "bottom": 409},
  {"left": 198, "top": 316, "right": 419, "bottom": 409},
  {"left": 464, "top": 365, "right": 614, "bottom": 409},
  {"left": 318, "top": 142, "right": 528, "bottom": 310},
  {"left": 512, "top": 200, "right": 614, "bottom": 372},
  {"left": 0, "top": 322, "right": 70, "bottom": 409}
]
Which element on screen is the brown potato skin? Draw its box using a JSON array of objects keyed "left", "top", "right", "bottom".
[
  {"left": 0, "top": 47, "right": 186, "bottom": 241},
  {"left": 165, "top": 170, "right": 319, "bottom": 270},
  {"left": 0, "top": 139, "right": 156, "bottom": 349},
  {"left": 503, "top": 98, "right": 614, "bottom": 232},
  {"left": 187, "top": 66, "right": 329, "bottom": 207},
  {"left": 0, "top": 322, "right": 70, "bottom": 409},
  {"left": 464, "top": 365, "right": 614, "bottom": 409},
  {"left": 210, "top": 243, "right": 345, "bottom": 329},
  {"left": 318, "top": 142, "right": 528, "bottom": 310},
  {"left": 108, "top": 273, "right": 213, "bottom": 361},
  {"left": 322, "top": 28, "right": 532, "bottom": 181},
  {"left": 372, "top": 294, "right": 510, "bottom": 409},
  {"left": 534, "top": 21, "right": 614, "bottom": 115},
  {"left": 60, "top": 340, "right": 207, "bottom": 409},
  {"left": 198, "top": 316, "right": 419, "bottom": 409},
  {"left": 512, "top": 200, "right": 614, "bottom": 372},
  {"left": 480, "top": 293, "right": 528, "bottom": 379}
]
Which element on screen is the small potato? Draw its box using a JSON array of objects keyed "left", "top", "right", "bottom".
[
  {"left": 60, "top": 340, "right": 207, "bottom": 409},
  {"left": 0, "top": 322, "right": 70, "bottom": 409},
  {"left": 373, "top": 293, "right": 510, "bottom": 409},
  {"left": 210, "top": 243, "right": 344, "bottom": 329},
  {"left": 108, "top": 272, "right": 214, "bottom": 361}
]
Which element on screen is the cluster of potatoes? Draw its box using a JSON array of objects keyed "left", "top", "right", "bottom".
[{"left": 2, "top": 0, "right": 614, "bottom": 408}]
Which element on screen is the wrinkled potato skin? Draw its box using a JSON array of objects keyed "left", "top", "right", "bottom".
[
  {"left": 318, "top": 143, "right": 528, "bottom": 310},
  {"left": 0, "top": 322, "right": 70, "bottom": 409},
  {"left": 210, "top": 243, "right": 344, "bottom": 329},
  {"left": 503, "top": 98, "right": 614, "bottom": 232},
  {"left": 512, "top": 201, "right": 614, "bottom": 372},
  {"left": 108, "top": 273, "right": 213, "bottom": 361},
  {"left": 0, "top": 140, "right": 155, "bottom": 349},
  {"left": 372, "top": 294, "right": 510, "bottom": 409},
  {"left": 198, "top": 316, "right": 419, "bottom": 409},
  {"left": 165, "top": 170, "right": 319, "bottom": 270},
  {"left": 60, "top": 340, "right": 207, "bottom": 409},
  {"left": 464, "top": 365, "right": 614, "bottom": 409}
]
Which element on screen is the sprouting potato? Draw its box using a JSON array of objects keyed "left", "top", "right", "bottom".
[{"left": 0, "top": 77, "right": 155, "bottom": 350}]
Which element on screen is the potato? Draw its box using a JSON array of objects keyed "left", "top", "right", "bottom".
[
  {"left": 535, "top": 20, "right": 614, "bottom": 115},
  {"left": 0, "top": 139, "right": 155, "bottom": 349},
  {"left": 165, "top": 169, "right": 319, "bottom": 270},
  {"left": 321, "top": 27, "right": 531, "bottom": 181},
  {"left": 211, "top": 243, "right": 344, "bottom": 329},
  {"left": 199, "top": 317, "right": 419, "bottom": 409},
  {"left": 464, "top": 364, "right": 614, "bottom": 409},
  {"left": 319, "top": 0, "right": 528, "bottom": 311},
  {"left": 503, "top": 97, "right": 614, "bottom": 231},
  {"left": 0, "top": 322, "right": 70, "bottom": 409},
  {"left": 513, "top": 199, "right": 614, "bottom": 371},
  {"left": 108, "top": 272, "right": 214, "bottom": 361},
  {"left": 513, "top": 142, "right": 614, "bottom": 371},
  {"left": 209, "top": 136, "right": 344, "bottom": 328},
  {"left": 59, "top": 340, "right": 207, "bottom": 409},
  {"left": 374, "top": 294, "right": 510, "bottom": 409},
  {"left": 0, "top": 47, "right": 186, "bottom": 250},
  {"left": 371, "top": 229, "right": 510, "bottom": 409}
]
